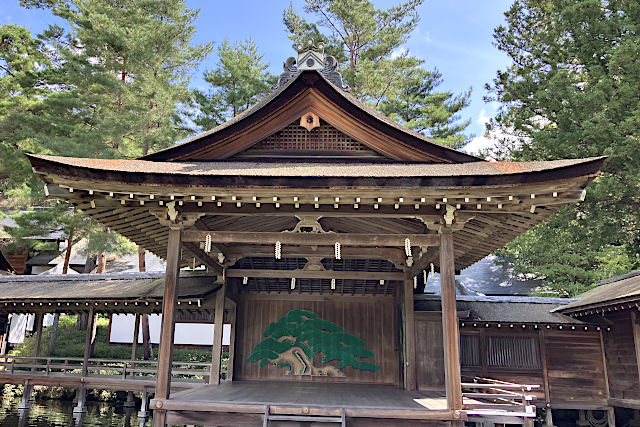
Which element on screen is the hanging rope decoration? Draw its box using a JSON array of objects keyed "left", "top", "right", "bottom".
[
  {"left": 404, "top": 238, "right": 412, "bottom": 258},
  {"left": 331, "top": 278, "right": 336, "bottom": 290},
  {"left": 334, "top": 242, "right": 341, "bottom": 260},
  {"left": 423, "top": 269, "right": 428, "bottom": 284},
  {"left": 242, "top": 277, "right": 248, "bottom": 285},
  {"left": 204, "top": 234, "right": 212, "bottom": 253},
  {"left": 290, "top": 277, "right": 296, "bottom": 290},
  {"left": 430, "top": 263, "right": 435, "bottom": 276},
  {"left": 413, "top": 276, "right": 418, "bottom": 289},
  {"left": 275, "top": 241, "right": 282, "bottom": 260}
]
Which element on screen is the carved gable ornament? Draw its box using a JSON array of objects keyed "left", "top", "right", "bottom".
[
  {"left": 246, "top": 309, "right": 380, "bottom": 377},
  {"left": 275, "top": 40, "right": 349, "bottom": 91}
]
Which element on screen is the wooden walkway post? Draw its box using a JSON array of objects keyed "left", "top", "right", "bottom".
[
  {"left": 404, "top": 276, "right": 417, "bottom": 390},
  {"left": 226, "top": 299, "right": 237, "bottom": 382},
  {"left": 209, "top": 278, "right": 226, "bottom": 384},
  {"left": 439, "top": 229, "right": 462, "bottom": 412},
  {"left": 153, "top": 227, "right": 182, "bottom": 427}
]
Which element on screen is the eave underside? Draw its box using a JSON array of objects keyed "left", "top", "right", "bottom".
[{"left": 32, "top": 166, "right": 598, "bottom": 289}]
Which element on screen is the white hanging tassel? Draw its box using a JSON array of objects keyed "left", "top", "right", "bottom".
[
  {"left": 242, "top": 277, "right": 248, "bottom": 285},
  {"left": 379, "top": 279, "right": 384, "bottom": 286},
  {"left": 275, "top": 241, "right": 282, "bottom": 260},
  {"left": 204, "top": 234, "right": 212, "bottom": 253},
  {"left": 413, "top": 276, "right": 418, "bottom": 289},
  {"left": 331, "top": 278, "right": 336, "bottom": 290},
  {"left": 423, "top": 270, "right": 427, "bottom": 283},
  {"left": 290, "top": 277, "right": 296, "bottom": 290},
  {"left": 404, "top": 238, "right": 412, "bottom": 258},
  {"left": 334, "top": 242, "right": 341, "bottom": 260}
]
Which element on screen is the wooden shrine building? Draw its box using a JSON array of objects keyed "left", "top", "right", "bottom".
[{"left": 22, "top": 42, "right": 605, "bottom": 426}]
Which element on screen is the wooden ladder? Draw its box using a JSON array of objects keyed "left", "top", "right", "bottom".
[{"left": 263, "top": 406, "right": 346, "bottom": 426}]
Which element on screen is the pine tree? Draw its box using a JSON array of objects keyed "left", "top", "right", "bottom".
[
  {"left": 488, "top": 0, "right": 640, "bottom": 295},
  {"left": 283, "top": 0, "right": 470, "bottom": 147},
  {"left": 193, "top": 39, "right": 276, "bottom": 130},
  {"left": 247, "top": 309, "right": 380, "bottom": 376}
]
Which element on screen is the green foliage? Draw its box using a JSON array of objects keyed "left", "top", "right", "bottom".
[
  {"left": 9, "top": 315, "right": 214, "bottom": 362},
  {"left": 193, "top": 39, "right": 276, "bottom": 129},
  {"left": 247, "top": 309, "right": 380, "bottom": 373},
  {"left": 488, "top": 0, "right": 640, "bottom": 295},
  {"left": 283, "top": 0, "right": 470, "bottom": 147}
]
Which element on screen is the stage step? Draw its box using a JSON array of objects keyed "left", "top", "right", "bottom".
[{"left": 263, "top": 406, "right": 346, "bottom": 426}]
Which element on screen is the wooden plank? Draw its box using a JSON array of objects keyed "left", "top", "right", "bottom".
[
  {"left": 210, "top": 280, "right": 226, "bottom": 384},
  {"left": 33, "top": 312, "right": 44, "bottom": 359},
  {"left": 404, "top": 276, "right": 417, "bottom": 390},
  {"left": 226, "top": 269, "right": 404, "bottom": 281},
  {"left": 155, "top": 227, "right": 182, "bottom": 400},
  {"left": 439, "top": 230, "right": 462, "bottom": 411},
  {"left": 182, "top": 230, "right": 439, "bottom": 247}
]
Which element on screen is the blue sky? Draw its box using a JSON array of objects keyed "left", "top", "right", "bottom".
[{"left": 2, "top": 0, "right": 513, "bottom": 147}]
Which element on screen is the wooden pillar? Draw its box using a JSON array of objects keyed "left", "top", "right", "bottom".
[
  {"left": 226, "top": 299, "right": 237, "bottom": 382},
  {"left": 439, "top": 229, "right": 462, "bottom": 411},
  {"left": 131, "top": 313, "right": 141, "bottom": 360},
  {"left": 403, "top": 276, "right": 417, "bottom": 390},
  {"left": 153, "top": 227, "right": 182, "bottom": 427},
  {"left": 209, "top": 278, "right": 226, "bottom": 384},
  {"left": 82, "top": 307, "right": 96, "bottom": 377},
  {"left": 33, "top": 312, "right": 44, "bottom": 359},
  {"left": 47, "top": 313, "right": 60, "bottom": 356}
]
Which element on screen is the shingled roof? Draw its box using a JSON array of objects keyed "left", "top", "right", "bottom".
[
  {"left": 0, "top": 272, "right": 220, "bottom": 313},
  {"left": 555, "top": 271, "right": 640, "bottom": 316}
]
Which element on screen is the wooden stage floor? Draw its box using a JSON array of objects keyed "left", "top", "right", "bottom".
[{"left": 152, "top": 381, "right": 465, "bottom": 426}]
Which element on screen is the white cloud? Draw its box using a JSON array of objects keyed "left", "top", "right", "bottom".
[
  {"left": 390, "top": 47, "right": 407, "bottom": 59},
  {"left": 463, "top": 107, "right": 525, "bottom": 158}
]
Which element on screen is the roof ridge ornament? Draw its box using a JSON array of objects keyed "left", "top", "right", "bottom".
[{"left": 274, "top": 40, "right": 349, "bottom": 91}]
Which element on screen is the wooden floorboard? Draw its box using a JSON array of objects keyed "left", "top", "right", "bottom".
[{"left": 158, "top": 380, "right": 448, "bottom": 410}]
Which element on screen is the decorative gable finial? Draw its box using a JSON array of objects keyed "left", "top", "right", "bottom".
[{"left": 274, "top": 40, "right": 349, "bottom": 91}]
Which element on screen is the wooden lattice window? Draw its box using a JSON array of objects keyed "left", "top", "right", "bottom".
[
  {"left": 486, "top": 336, "right": 541, "bottom": 369},
  {"left": 460, "top": 335, "right": 481, "bottom": 367},
  {"left": 235, "top": 121, "right": 384, "bottom": 158}
]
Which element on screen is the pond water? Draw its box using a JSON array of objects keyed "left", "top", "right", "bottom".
[{"left": 0, "top": 398, "right": 152, "bottom": 427}]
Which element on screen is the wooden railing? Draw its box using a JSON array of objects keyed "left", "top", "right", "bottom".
[
  {"left": 461, "top": 376, "right": 538, "bottom": 418},
  {"left": 0, "top": 356, "right": 213, "bottom": 383}
]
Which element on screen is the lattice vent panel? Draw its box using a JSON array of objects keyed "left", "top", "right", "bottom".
[{"left": 236, "top": 121, "right": 384, "bottom": 158}]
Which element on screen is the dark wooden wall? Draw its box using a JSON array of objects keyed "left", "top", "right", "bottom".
[
  {"left": 604, "top": 311, "right": 640, "bottom": 403},
  {"left": 234, "top": 296, "right": 399, "bottom": 385},
  {"left": 415, "top": 313, "right": 608, "bottom": 406}
]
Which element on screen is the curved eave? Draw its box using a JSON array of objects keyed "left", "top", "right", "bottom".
[
  {"left": 140, "top": 71, "right": 481, "bottom": 164},
  {"left": 28, "top": 155, "right": 605, "bottom": 191}
]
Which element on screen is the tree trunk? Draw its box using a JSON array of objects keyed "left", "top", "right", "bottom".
[
  {"left": 138, "top": 245, "right": 153, "bottom": 359},
  {"left": 62, "top": 231, "right": 73, "bottom": 274},
  {"left": 95, "top": 252, "right": 107, "bottom": 273}
]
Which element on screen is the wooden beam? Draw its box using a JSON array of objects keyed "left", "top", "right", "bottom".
[
  {"left": 182, "top": 242, "right": 223, "bottom": 274},
  {"left": 439, "top": 229, "right": 462, "bottom": 411},
  {"left": 155, "top": 227, "right": 182, "bottom": 402},
  {"left": 404, "top": 276, "right": 417, "bottom": 391},
  {"left": 226, "top": 269, "right": 404, "bottom": 281},
  {"left": 182, "top": 230, "right": 439, "bottom": 247},
  {"left": 209, "top": 279, "right": 226, "bottom": 385}
]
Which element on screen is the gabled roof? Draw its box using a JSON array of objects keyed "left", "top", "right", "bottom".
[
  {"left": 556, "top": 270, "right": 640, "bottom": 315},
  {"left": 141, "top": 71, "right": 481, "bottom": 163}
]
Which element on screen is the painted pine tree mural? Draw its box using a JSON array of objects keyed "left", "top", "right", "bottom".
[{"left": 246, "top": 309, "right": 380, "bottom": 377}]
